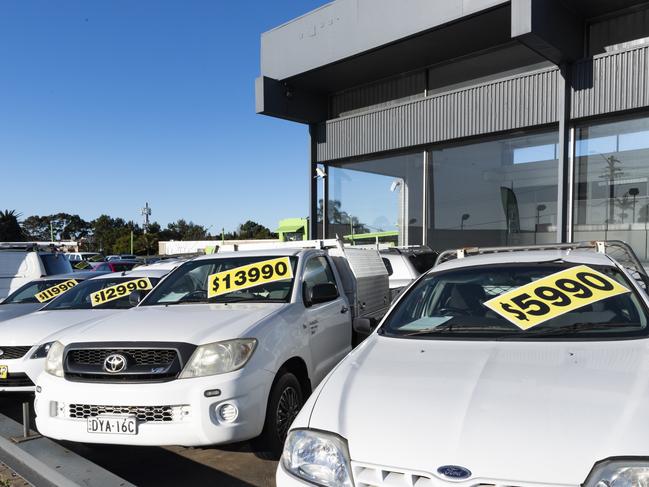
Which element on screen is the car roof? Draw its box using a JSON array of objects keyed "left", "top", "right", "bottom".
[
  {"left": 432, "top": 249, "right": 615, "bottom": 273},
  {"left": 41, "top": 270, "right": 109, "bottom": 281},
  {"left": 193, "top": 248, "right": 302, "bottom": 261},
  {"left": 88, "top": 268, "right": 171, "bottom": 280}
]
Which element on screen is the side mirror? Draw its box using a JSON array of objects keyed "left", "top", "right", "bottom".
[
  {"left": 128, "top": 291, "right": 142, "bottom": 307},
  {"left": 306, "top": 283, "right": 338, "bottom": 306},
  {"left": 353, "top": 317, "right": 373, "bottom": 335}
]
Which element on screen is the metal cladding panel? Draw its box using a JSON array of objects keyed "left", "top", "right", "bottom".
[
  {"left": 316, "top": 68, "right": 560, "bottom": 162},
  {"left": 331, "top": 71, "right": 426, "bottom": 118},
  {"left": 572, "top": 45, "right": 649, "bottom": 119}
]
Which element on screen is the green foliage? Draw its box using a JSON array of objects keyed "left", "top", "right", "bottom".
[{"left": 0, "top": 209, "right": 25, "bottom": 241}]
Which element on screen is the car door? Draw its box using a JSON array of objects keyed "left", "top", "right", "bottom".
[{"left": 302, "top": 255, "right": 351, "bottom": 385}]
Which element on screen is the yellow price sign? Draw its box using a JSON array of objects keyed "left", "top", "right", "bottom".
[
  {"left": 208, "top": 257, "right": 293, "bottom": 298},
  {"left": 35, "top": 279, "right": 79, "bottom": 303},
  {"left": 483, "top": 265, "right": 631, "bottom": 330},
  {"left": 0, "top": 365, "right": 7, "bottom": 380},
  {"left": 90, "top": 278, "right": 153, "bottom": 307}
]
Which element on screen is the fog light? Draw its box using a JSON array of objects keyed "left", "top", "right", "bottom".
[{"left": 218, "top": 403, "right": 238, "bottom": 423}]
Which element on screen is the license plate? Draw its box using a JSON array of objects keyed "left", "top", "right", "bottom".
[
  {"left": 0, "top": 366, "right": 7, "bottom": 380},
  {"left": 87, "top": 415, "right": 138, "bottom": 435}
]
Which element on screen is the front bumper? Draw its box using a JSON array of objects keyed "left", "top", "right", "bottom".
[
  {"left": 0, "top": 353, "right": 43, "bottom": 393},
  {"left": 35, "top": 367, "right": 275, "bottom": 446}
]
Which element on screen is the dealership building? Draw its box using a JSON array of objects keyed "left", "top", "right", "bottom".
[{"left": 257, "top": 0, "right": 649, "bottom": 261}]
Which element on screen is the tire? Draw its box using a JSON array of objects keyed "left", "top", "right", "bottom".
[{"left": 253, "top": 371, "right": 303, "bottom": 459}]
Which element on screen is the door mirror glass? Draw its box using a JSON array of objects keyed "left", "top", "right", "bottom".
[
  {"left": 306, "top": 283, "right": 338, "bottom": 306},
  {"left": 353, "top": 317, "right": 372, "bottom": 335}
]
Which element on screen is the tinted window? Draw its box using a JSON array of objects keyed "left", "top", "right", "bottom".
[
  {"left": 303, "top": 257, "right": 337, "bottom": 293},
  {"left": 113, "top": 263, "right": 137, "bottom": 272},
  {"left": 3, "top": 279, "right": 69, "bottom": 304},
  {"left": 382, "top": 258, "right": 394, "bottom": 276},
  {"left": 44, "top": 277, "right": 160, "bottom": 310},
  {"left": 408, "top": 253, "right": 437, "bottom": 274},
  {"left": 41, "top": 254, "right": 73, "bottom": 275}
]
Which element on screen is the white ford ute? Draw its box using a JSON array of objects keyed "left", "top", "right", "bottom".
[
  {"left": 35, "top": 241, "right": 389, "bottom": 456},
  {"left": 0, "top": 266, "right": 171, "bottom": 392},
  {"left": 278, "top": 241, "right": 649, "bottom": 487}
]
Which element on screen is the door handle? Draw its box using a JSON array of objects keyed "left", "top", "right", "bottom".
[{"left": 340, "top": 306, "right": 349, "bottom": 314}]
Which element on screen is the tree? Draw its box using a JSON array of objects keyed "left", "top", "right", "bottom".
[
  {"left": 162, "top": 219, "right": 210, "bottom": 241},
  {"left": 236, "top": 220, "right": 276, "bottom": 239},
  {"left": 0, "top": 210, "right": 25, "bottom": 241}
]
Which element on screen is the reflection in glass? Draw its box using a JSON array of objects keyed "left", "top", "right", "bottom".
[
  {"left": 574, "top": 116, "right": 649, "bottom": 261},
  {"left": 327, "top": 153, "right": 424, "bottom": 246},
  {"left": 428, "top": 131, "right": 559, "bottom": 249}
]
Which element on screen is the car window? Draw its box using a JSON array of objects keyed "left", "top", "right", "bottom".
[
  {"left": 113, "top": 263, "right": 137, "bottom": 271},
  {"left": 408, "top": 253, "right": 437, "bottom": 274},
  {"left": 43, "top": 277, "right": 161, "bottom": 310},
  {"left": 94, "top": 263, "right": 109, "bottom": 271},
  {"left": 2, "top": 279, "right": 69, "bottom": 304},
  {"left": 143, "top": 256, "right": 298, "bottom": 305},
  {"left": 40, "top": 254, "right": 73, "bottom": 275},
  {"left": 381, "top": 263, "right": 649, "bottom": 340},
  {"left": 303, "top": 256, "right": 338, "bottom": 299}
]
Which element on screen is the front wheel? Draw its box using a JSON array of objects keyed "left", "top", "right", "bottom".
[{"left": 253, "top": 371, "right": 303, "bottom": 459}]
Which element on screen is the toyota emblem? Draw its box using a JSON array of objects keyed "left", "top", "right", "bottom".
[{"left": 103, "top": 354, "right": 127, "bottom": 373}]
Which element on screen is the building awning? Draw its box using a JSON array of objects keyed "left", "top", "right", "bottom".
[{"left": 276, "top": 223, "right": 305, "bottom": 234}]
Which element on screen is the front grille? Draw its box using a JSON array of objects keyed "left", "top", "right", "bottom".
[
  {"left": 63, "top": 342, "right": 196, "bottom": 383},
  {"left": 0, "top": 346, "right": 32, "bottom": 360},
  {"left": 0, "top": 373, "right": 34, "bottom": 388},
  {"left": 67, "top": 404, "right": 188, "bottom": 422},
  {"left": 352, "top": 464, "right": 533, "bottom": 487},
  {"left": 69, "top": 349, "right": 177, "bottom": 366}
]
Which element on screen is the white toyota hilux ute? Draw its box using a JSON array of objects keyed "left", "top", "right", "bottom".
[
  {"left": 278, "top": 241, "right": 649, "bottom": 487},
  {"left": 0, "top": 266, "right": 173, "bottom": 393},
  {"left": 35, "top": 240, "right": 389, "bottom": 456}
]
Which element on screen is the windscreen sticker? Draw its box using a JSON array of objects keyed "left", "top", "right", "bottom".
[
  {"left": 482, "top": 265, "right": 631, "bottom": 330},
  {"left": 207, "top": 257, "right": 293, "bottom": 298},
  {"left": 35, "top": 279, "right": 79, "bottom": 303},
  {"left": 90, "top": 278, "right": 153, "bottom": 307}
]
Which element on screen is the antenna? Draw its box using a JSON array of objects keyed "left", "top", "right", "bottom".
[{"left": 141, "top": 202, "right": 152, "bottom": 234}]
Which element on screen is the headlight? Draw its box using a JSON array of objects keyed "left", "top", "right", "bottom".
[
  {"left": 178, "top": 339, "right": 256, "bottom": 379},
  {"left": 585, "top": 460, "right": 649, "bottom": 487},
  {"left": 281, "top": 429, "right": 354, "bottom": 487},
  {"left": 30, "top": 342, "right": 54, "bottom": 359},
  {"left": 44, "top": 341, "right": 65, "bottom": 377}
]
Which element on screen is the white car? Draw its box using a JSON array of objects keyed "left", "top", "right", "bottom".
[
  {"left": 35, "top": 244, "right": 388, "bottom": 456},
  {"left": 278, "top": 242, "right": 649, "bottom": 487},
  {"left": 0, "top": 267, "right": 171, "bottom": 392},
  {"left": 0, "top": 271, "right": 103, "bottom": 323}
]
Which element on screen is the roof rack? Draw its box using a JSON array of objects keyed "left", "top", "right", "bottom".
[{"left": 435, "top": 240, "right": 648, "bottom": 289}]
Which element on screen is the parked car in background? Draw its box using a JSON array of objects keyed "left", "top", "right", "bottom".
[
  {"left": 278, "top": 241, "right": 649, "bottom": 487},
  {"left": 0, "top": 264, "right": 177, "bottom": 393},
  {"left": 0, "top": 243, "right": 73, "bottom": 299},
  {"left": 64, "top": 252, "right": 102, "bottom": 263},
  {"left": 105, "top": 254, "right": 138, "bottom": 261},
  {"left": 35, "top": 240, "right": 389, "bottom": 457},
  {"left": 0, "top": 270, "right": 106, "bottom": 323},
  {"left": 91, "top": 260, "right": 140, "bottom": 272},
  {"left": 380, "top": 246, "right": 438, "bottom": 300}
]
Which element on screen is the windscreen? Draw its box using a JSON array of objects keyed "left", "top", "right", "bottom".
[
  {"left": 40, "top": 254, "right": 73, "bottom": 275},
  {"left": 381, "top": 263, "right": 648, "bottom": 340},
  {"left": 142, "top": 256, "right": 297, "bottom": 305},
  {"left": 44, "top": 276, "right": 160, "bottom": 310},
  {"left": 2, "top": 279, "right": 71, "bottom": 304}
]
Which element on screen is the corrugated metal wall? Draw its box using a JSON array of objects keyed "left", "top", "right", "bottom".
[
  {"left": 316, "top": 67, "right": 560, "bottom": 161},
  {"left": 572, "top": 44, "right": 649, "bottom": 119},
  {"left": 330, "top": 71, "right": 426, "bottom": 118}
]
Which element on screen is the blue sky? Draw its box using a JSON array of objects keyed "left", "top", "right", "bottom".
[{"left": 0, "top": 0, "right": 327, "bottom": 233}]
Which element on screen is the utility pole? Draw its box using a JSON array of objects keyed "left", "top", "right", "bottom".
[{"left": 141, "top": 202, "right": 152, "bottom": 234}]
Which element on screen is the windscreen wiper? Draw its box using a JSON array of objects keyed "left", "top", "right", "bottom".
[
  {"left": 496, "top": 322, "right": 640, "bottom": 339},
  {"left": 401, "top": 323, "right": 517, "bottom": 337}
]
